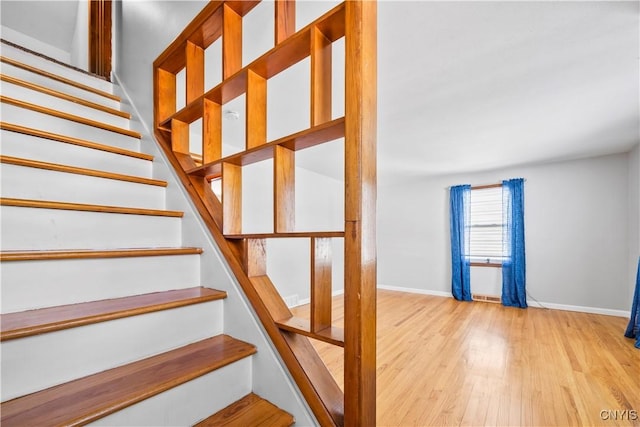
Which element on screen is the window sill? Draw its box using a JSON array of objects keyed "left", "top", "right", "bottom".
[{"left": 470, "top": 262, "right": 502, "bottom": 268}]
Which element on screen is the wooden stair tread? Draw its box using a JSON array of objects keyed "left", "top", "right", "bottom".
[
  {"left": 1, "top": 287, "right": 226, "bottom": 341},
  {"left": 0, "top": 197, "right": 184, "bottom": 218},
  {"left": 0, "top": 55, "right": 120, "bottom": 101},
  {"left": 276, "top": 316, "right": 344, "bottom": 347},
  {"left": 0, "top": 155, "right": 167, "bottom": 187},
  {"left": 0, "top": 74, "right": 130, "bottom": 118},
  {"left": 0, "top": 247, "right": 203, "bottom": 261},
  {"left": 0, "top": 335, "right": 257, "bottom": 426},
  {"left": 0, "top": 95, "right": 140, "bottom": 138},
  {"left": 195, "top": 393, "right": 295, "bottom": 427},
  {"left": 0, "top": 122, "right": 153, "bottom": 161}
]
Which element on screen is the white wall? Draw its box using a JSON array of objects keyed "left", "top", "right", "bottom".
[
  {"left": 378, "top": 153, "right": 631, "bottom": 312},
  {"left": 629, "top": 143, "right": 640, "bottom": 300},
  {"left": 69, "top": 0, "right": 88, "bottom": 71},
  {"left": 1, "top": 25, "right": 71, "bottom": 64}
]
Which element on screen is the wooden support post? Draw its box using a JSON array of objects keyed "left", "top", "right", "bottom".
[
  {"left": 311, "top": 26, "right": 332, "bottom": 126},
  {"left": 223, "top": 4, "right": 242, "bottom": 79},
  {"left": 222, "top": 162, "right": 242, "bottom": 235},
  {"left": 186, "top": 41, "right": 205, "bottom": 104},
  {"left": 246, "top": 70, "right": 267, "bottom": 149},
  {"left": 156, "top": 68, "right": 176, "bottom": 127},
  {"left": 311, "top": 237, "right": 332, "bottom": 333},
  {"left": 244, "top": 239, "right": 267, "bottom": 277},
  {"left": 203, "top": 99, "right": 222, "bottom": 163},
  {"left": 344, "top": 1, "right": 377, "bottom": 426},
  {"left": 275, "top": 0, "right": 296, "bottom": 45},
  {"left": 274, "top": 145, "right": 295, "bottom": 233},
  {"left": 171, "top": 119, "right": 189, "bottom": 154}
]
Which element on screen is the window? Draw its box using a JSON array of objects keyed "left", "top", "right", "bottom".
[{"left": 467, "top": 185, "right": 506, "bottom": 265}]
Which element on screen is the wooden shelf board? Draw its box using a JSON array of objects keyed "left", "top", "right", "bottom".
[
  {"left": 0, "top": 122, "right": 152, "bottom": 161},
  {"left": 0, "top": 198, "right": 183, "bottom": 218},
  {"left": 0, "top": 247, "right": 203, "bottom": 262},
  {"left": 224, "top": 231, "right": 344, "bottom": 240},
  {"left": 0, "top": 155, "right": 167, "bottom": 187},
  {"left": 194, "top": 393, "right": 294, "bottom": 427},
  {"left": 0, "top": 335, "right": 256, "bottom": 427},
  {"left": 276, "top": 316, "right": 344, "bottom": 347},
  {"left": 187, "top": 117, "right": 345, "bottom": 178},
  {"left": 1, "top": 287, "right": 226, "bottom": 341}
]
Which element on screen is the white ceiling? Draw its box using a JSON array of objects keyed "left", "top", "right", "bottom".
[
  {"left": 0, "top": 1, "right": 79, "bottom": 53},
  {"left": 2, "top": 1, "right": 637, "bottom": 179}
]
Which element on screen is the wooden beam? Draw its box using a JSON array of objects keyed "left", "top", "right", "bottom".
[
  {"left": 156, "top": 68, "right": 176, "bottom": 127},
  {"left": 222, "top": 162, "right": 242, "bottom": 235},
  {"left": 171, "top": 119, "right": 189, "bottom": 154},
  {"left": 311, "top": 26, "right": 332, "bottom": 126},
  {"left": 223, "top": 4, "right": 242, "bottom": 79},
  {"left": 186, "top": 41, "right": 205, "bottom": 104},
  {"left": 344, "top": 1, "right": 377, "bottom": 426},
  {"left": 203, "top": 99, "right": 222, "bottom": 163},
  {"left": 275, "top": 0, "right": 296, "bottom": 45},
  {"left": 246, "top": 70, "right": 267, "bottom": 149},
  {"left": 311, "top": 237, "right": 332, "bottom": 333},
  {"left": 274, "top": 145, "right": 295, "bottom": 233},
  {"left": 244, "top": 239, "right": 267, "bottom": 277}
]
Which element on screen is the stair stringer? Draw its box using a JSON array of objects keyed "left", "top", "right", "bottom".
[{"left": 112, "top": 74, "right": 318, "bottom": 427}]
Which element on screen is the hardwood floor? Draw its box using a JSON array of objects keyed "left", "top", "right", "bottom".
[{"left": 292, "top": 290, "right": 640, "bottom": 426}]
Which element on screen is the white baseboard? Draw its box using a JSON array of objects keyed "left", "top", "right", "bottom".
[
  {"left": 376, "top": 284, "right": 630, "bottom": 318},
  {"left": 293, "top": 289, "right": 345, "bottom": 308}
]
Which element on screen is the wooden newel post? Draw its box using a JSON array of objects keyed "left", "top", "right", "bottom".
[{"left": 344, "top": 1, "right": 377, "bottom": 426}]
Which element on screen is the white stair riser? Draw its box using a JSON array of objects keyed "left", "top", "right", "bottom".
[
  {"left": 0, "top": 206, "right": 181, "bottom": 250},
  {"left": 2, "top": 81, "right": 130, "bottom": 128},
  {"left": 1, "top": 43, "right": 116, "bottom": 94},
  {"left": 0, "top": 130, "right": 151, "bottom": 177},
  {"left": 1, "top": 62, "right": 121, "bottom": 110},
  {"left": 90, "top": 357, "right": 252, "bottom": 426},
  {"left": 1, "top": 103, "right": 139, "bottom": 150},
  {"left": 1, "top": 255, "right": 201, "bottom": 313},
  {"left": 1, "top": 301, "right": 224, "bottom": 401},
  {"left": 0, "top": 164, "right": 165, "bottom": 209}
]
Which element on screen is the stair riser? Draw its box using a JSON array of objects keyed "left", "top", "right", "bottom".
[
  {"left": 1, "top": 62, "right": 121, "bottom": 110},
  {"left": 1, "top": 103, "right": 139, "bottom": 150},
  {"left": 1, "top": 81, "right": 130, "bottom": 129},
  {"left": 1, "top": 301, "right": 225, "bottom": 401},
  {"left": 1, "top": 255, "right": 201, "bottom": 313},
  {"left": 0, "top": 130, "right": 151, "bottom": 177},
  {"left": 1, "top": 164, "right": 164, "bottom": 209},
  {"left": 0, "top": 206, "right": 181, "bottom": 250},
  {"left": 89, "top": 357, "right": 252, "bottom": 426},
  {"left": 1, "top": 43, "right": 116, "bottom": 94}
]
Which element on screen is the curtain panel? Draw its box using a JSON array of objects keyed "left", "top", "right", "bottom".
[
  {"left": 450, "top": 185, "right": 472, "bottom": 301},
  {"left": 502, "top": 178, "right": 527, "bottom": 308}
]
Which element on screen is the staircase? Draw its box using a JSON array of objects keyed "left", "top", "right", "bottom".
[{"left": 0, "top": 42, "right": 295, "bottom": 426}]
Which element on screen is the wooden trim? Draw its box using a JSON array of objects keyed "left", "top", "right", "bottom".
[
  {"left": 0, "top": 96, "right": 140, "bottom": 139},
  {"left": 0, "top": 122, "right": 151, "bottom": 161},
  {"left": 344, "top": 2, "right": 377, "bottom": 425},
  {"left": 0, "top": 335, "right": 255, "bottom": 426},
  {"left": 276, "top": 316, "right": 344, "bottom": 347},
  {"left": 0, "top": 74, "right": 129, "bottom": 118},
  {"left": 0, "top": 56, "right": 119, "bottom": 101},
  {"left": 89, "top": 0, "right": 113, "bottom": 80},
  {"left": 470, "top": 262, "right": 502, "bottom": 268},
  {"left": 0, "top": 247, "right": 203, "bottom": 262},
  {"left": 1, "top": 287, "right": 226, "bottom": 341},
  {"left": 225, "top": 231, "right": 344, "bottom": 240},
  {"left": 0, "top": 155, "right": 167, "bottom": 187},
  {"left": 471, "top": 183, "right": 502, "bottom": 190},
  {"left": 194, "top": 393, "right": 295, "bottom": 427},
  {"left": 0, "top": 198, "right": 183, "bottom": 218}
]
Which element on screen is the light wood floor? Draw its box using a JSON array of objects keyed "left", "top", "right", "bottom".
[{"left": 292, "top": 290, "right": 640, "bottom": 426}]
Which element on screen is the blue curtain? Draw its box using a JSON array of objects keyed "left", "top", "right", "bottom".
[
  {"left": 625, "top": 258, "right": 640, "bottom": 349},
  {"left": 502, "top": 178, "right": 527, "bottom": 308},
  {"left": 450, "top": 185, "right": 472, "bottom": 301}
]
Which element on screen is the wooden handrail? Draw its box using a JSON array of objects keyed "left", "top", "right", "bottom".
[{"left": 152, "top": 2, "right": 376, "bottom": 425}]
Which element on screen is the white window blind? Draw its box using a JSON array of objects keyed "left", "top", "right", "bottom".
[{"left": 468, "top": 186, "right": 504, "bottom": 262}]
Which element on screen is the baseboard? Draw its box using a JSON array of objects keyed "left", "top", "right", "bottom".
[
  {"left": 376, "top": 284, "right": 630, "bottom": 318},
  {"left": 292, "top": 289, "right": 345, "bottom": 308}
]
